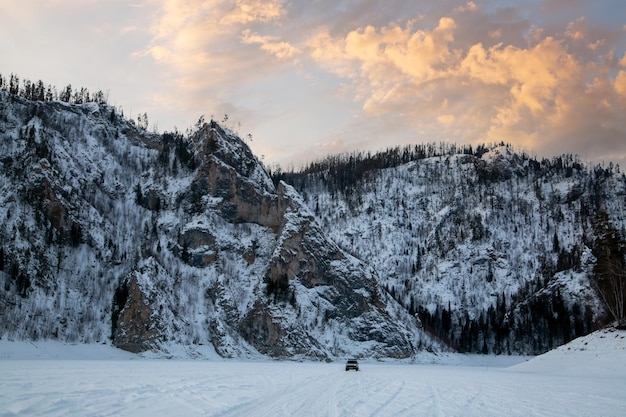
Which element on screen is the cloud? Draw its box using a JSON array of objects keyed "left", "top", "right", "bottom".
[
  {"left": 134, "top": 0, "right": 296, "bottom": 125},
  {"left": 488, "top": 29, "right": 502, "bottom": 39},
  {"left": 437, "top": 114, "right": 456, "bottom": 125},
  {"left": 240, "top": 29, "right": 300, "bottom": 59},
  {"left": 455, "top": 1, "right": 479, "bottom": 13},
  {"left": 566, "top": 17, "right": 587, "bottom": 40},
  {"left": 129, "top": 0, "right": 625, "bottom": 166},
  {"left": 304, "top": 8, "right": 626, "bottom": 163},
  {"left": 306, "top": 17, "right": 460, "bottom": 108},
  {"left": 143, "top": 0, "right": 290, "bottom": 71},
  {"left": 613, "top": 71, "right": 626, "bottom": 97},
  {"left": 220, "top": 0, "right": 286, "bottom": 24}
]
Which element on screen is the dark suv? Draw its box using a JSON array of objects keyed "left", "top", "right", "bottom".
[{"left": 345, "top": 359, "right": 359, "bottom": 371}]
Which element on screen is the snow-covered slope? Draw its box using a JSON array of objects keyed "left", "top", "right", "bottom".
[
  {"left": 0, "top": 91, "right": 438, "bottom": 359},
  {"left": 512, "top": 326, "right": 626, "bottom": 377},
  {"left": 288, "top": 146, "right": 626, "bottom": 354}
]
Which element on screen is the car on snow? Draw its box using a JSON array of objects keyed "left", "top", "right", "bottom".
[{"left": 345, "top": 359, "right": 359, "bottom": 371}]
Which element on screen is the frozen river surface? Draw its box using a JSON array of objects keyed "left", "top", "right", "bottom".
[{"left": 1, "top": 329, "right": 625, "bottom": 416}]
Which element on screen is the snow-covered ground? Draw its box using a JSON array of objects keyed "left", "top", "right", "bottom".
[{"left": 1, "top": 329, "right": 625, "bottom": 417}]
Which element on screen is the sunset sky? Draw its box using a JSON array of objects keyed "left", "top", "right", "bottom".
[{"left": 2, "top": 1, "right": 626, "bottom": 168}]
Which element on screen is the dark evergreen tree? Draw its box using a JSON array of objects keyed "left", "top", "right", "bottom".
[
  {"left": 134, "top": 182, "right": 143, "bottom": 205},
  {"left": 70, "top": 222, "right": 82, "bottom": 247},
  {"left": 592, "top": 211, "right": 626, "bottom": 325},
  {"left": 9, "top": 74, "right": 19, "bottom": 95},
  {"left": 552, "top": 231, "right": 560, "bottom": 253},
  {"left": 35, "top": 80, "right": 45, "bottom": 101},
  {"left": 60, "top": 84, "right": 72, "bottom": 102}
]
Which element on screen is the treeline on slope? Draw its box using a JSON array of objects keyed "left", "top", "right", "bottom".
[
  {"left": 271, "top": 142, "right": 488, "bottom": 192},
  {"left": 270, "top": 141, "right": 619, "bottom": 196},
  {"left": 414, "top": 277, "right": 596, "bottom": 354},
  {"left": 0, "top": 72, "right": 109, "bottom": 106},
  {"left": 0, "top": 72, "right": 158, "bottom": 130},
  {"left": 392, "top": 231, "right": 602, "bottom": 354},
  {"left": 411, "top": 177, "right": 624, "bottom": 354},
  {"left": 446, "top": 161, "right": 621, "bottom": 353}
]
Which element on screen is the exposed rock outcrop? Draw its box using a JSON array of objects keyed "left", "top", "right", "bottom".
[
  {"left": 113, "top": 261, "right": 163, "bottom": 353},
  {"left": 236, "top": 181, "right": 419, "bottom": 359},
  {"left": 177, "top": 227, "right": 218, "bottom": 267},
  {"left": 193, "top": 156, "right": 281, "bottom": 229}
]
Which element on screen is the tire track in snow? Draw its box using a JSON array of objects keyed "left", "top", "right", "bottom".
[
  {"left": 370, "top": 380, "right": 406, "bottom": 417},
  {"left": 214, "top": 365, "right": 412, "bottom": 417},
  {"left": 427, "top": 383, "right": 443, "bottom": 417},
  {"left": 215, "top": 366, "right": 336, "bottom": 417}
]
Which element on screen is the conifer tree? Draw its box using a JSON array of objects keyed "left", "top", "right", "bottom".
[{"left": 592, "top": 211, "right": 626, "bottom": 325}]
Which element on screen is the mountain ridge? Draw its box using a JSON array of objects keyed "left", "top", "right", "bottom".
[
  {"left": 2, "top": 80, "right": 625, "bottom": 358},
  {"left": 278, "top": 143, "right": 626, "bottom": 354},
  {"left": 0, "top": 90, "right": 435, "bottom": 359}
]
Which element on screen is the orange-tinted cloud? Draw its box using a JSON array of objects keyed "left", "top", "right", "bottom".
[
  {"left": 455, "top": 1, "right": 479, "bottom": 13},
  {"left": 617, "top": 71, "right": 626, "bottom": 97},
  {"left": 304, "top": 9, "right": 626, "bottom": 163},
  {"left": 134, "top": 0, "right": 297, "bottom": 130},
  {"left": 142, "top": 0, "right": 289, "bottom": 77},
  {"left": 241, "top": 29, "right": 300, "bottom": 59},
  {"left": 133, "top": 0, "right": 625, "bottom": 166}
]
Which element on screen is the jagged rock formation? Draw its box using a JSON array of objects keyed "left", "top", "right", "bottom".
[
  {"left": 112, "top": 259, "right": 167, "bottom": 353},
  {"left": 0, "top": 91, "right": 432, "bottom": 359}
]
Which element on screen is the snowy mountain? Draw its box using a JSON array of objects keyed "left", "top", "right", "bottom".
[
  {"left": 2, "top": 82, "right": 624, "bottom": 359},
  {"left": 0, "top": 90, "right": 440, "bottom": 359},
  {"left": 277, "top": 143, "right": 626, "bottom": 354}
]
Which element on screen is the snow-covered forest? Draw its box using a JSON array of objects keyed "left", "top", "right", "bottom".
[{"left": 274, "top": 142, "right": 626, "bottom": 354}]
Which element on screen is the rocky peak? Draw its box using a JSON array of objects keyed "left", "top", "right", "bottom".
[
  {"left": 192, "top": 121, "right": 275, "bottom": 194},
  {"left": 185, "top": 122, "right": 281, "bottom": 229}
]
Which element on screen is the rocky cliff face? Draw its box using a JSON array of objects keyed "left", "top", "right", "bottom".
[
  {"left": 0, "top": 92, "right": 434, "bottom": 359},
  {"left": 237, "top": 181, "right": 422, "bottom": 358},
  {"left": 113, "top": 259, "right": 165, "bottom": 353},
  {"left": 112, "top": 122, "right": 426, "bottom": 359}
]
